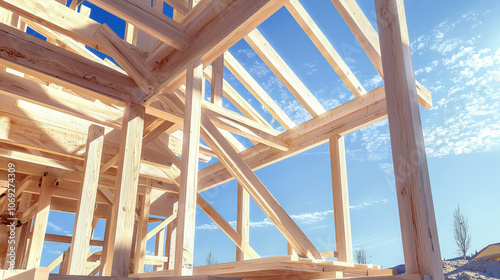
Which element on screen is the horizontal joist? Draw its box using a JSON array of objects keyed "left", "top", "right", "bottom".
[
  {"left": 0, "top": 22, "right": 144, "bottom": 105},
  {"left": 88, "top": 0, "right": 188, "bottom": 50},
  {"left": 198, "top": 86, "right": 388, "bottom": 192}
]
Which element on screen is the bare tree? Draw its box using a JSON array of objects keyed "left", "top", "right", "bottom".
[
  {"left": 453, "top": 205, "right": 471, "bottom": 260},
  {"left": 355, "top": 245, "right": 367, "bottom": 264},
  {"left": 206, "top": 246, "right": 218, "bottom": 265}
]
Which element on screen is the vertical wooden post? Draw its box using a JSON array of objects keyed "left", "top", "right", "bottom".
[
  {"left": 174, "top": 59, "right": 204, "bottom": 276},
  {"left": 101, "top": 102, "right": 145, "bottom": 277},
  {"left": 330, "top": 135, "right": 353, "bottom": 263},
  {"left": 167, "top": 202, "right": 178, "bottom": 270},
  {"left": 134, "top": 181, "right": 153, "bottom": 274},
  {"left": 153, "top": 228, "right": 165, "bottom": 271},
  {"left": 68, "top": 124, "right": 105, "bottom": 275},
  {"left": 211, "top": 55, "right": 224, "bottom": 106},
  {"left": 26, "top": 176, "right": 56, "bottom": 269},
  {"left": 375, "top": 1, "right": 443, "bottom": 279},
  {"left": 236, "top": 183, "right": 250, "bottom": 261}
]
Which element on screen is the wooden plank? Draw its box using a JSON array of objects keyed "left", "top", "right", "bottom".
[
  {"left": 197, "top": 194, "right": 259, "bottom": 259},
  {"left": 174, "top": 59, "right": 204, "bottom": 276},
  {"left": 198, "top": 86, "right": 388, "bottom": 192},
  {"left": 331, "top": 0, "right": 432, "bottom": 109},
  {"left": 146, "top": 213, "right": 177, "bottom": 241},
  {"left": 2, "top": 267, "right": 50, "bottom": 280},
  {"left": 0, "top": 23, "right": 144, "bottom": 105},
  {"left": 200, "top": 113, "right": 322, "bottom": 259},
  {"left": 145, "top": 0, "right": 289, "bottom": 104},
  {"left": 285, "top": 0, "right": 365, "bottom": 97},
  {"left": 44, "top": 234, "right": 103, "bottom": 247},
  {"left": 0, "top": 69, "right": 123, "bottom": 129},
  {"left": 375, "top": 1, "right": 443, "bottom": 280},
  {"left": 26, "top": 176, "right": 56, "bottom": 269},
  {"left": 236, "top": 183, "right": 250, "bottom": 261},
  {"left": 329, "top": 135, "right": 352, "bottom": 262},
  {"left": 67, "top": 125, "right": 105, "bottom": 275},
  {"left": 210, "top": 55, "right": 224, "bottom": 106},
  {"left": 224, "top": 51, "right": 295, "bottom": 129},
  {"left": 245, "top": 29, "right": 325, "bottom": 117},
  {"left": 94, "top": 24, "right": 160, "bottom": 96},
  {"left": 0, "top": 0, "right": 146, "bottom": 57},
  {"left": 101, "top": 103, "right": 145, "bottom": 277},
  {"left": 134, "top": 181, "right": 153, "bottom": 274},
  {"left": 88, "top": 0, "right": 187, "bottom": 50},
  {"left": 166, "top": 202, "right": 178, "bottom": 270}
]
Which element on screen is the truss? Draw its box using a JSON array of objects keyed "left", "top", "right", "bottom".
[{"left": 0, "top": 0, "right": 444, "bottom": 280}]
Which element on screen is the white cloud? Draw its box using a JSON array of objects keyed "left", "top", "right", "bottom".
[
  {"left": 48, "top": 221, "right": 63, "bottom": 232},
  {"left": 195, "top": 200, "right": 389, "bottom": 231},
  {"left": 364, "top": 74, "right": 383, "bottom": 88}
]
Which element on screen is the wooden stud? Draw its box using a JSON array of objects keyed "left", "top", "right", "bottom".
[
  {"left": 101, "top": 102, "right": 145, "bottom": 277},
  {"left": 210, "top": 55, "right": 224, "bottom": 106},
  {"left": 153, "top": 228, "right": 165, "bottom": 271},
  {"left": 375, "top": 1, "right": 443, "bottom": 279},
  {"left": 236, "top": 183, "right": 250, "bottom": 261},
  {"left": 26, "top": 176, "right": 56, "bottom": 269},
  {"left": 134, "top": 181, "right": 153, "bottom": 274},
  {"left": 329, "top": 135, "right": 353, "bottom": 263},
  {"left": 167, "top": 202, "right": 178, "bottom": 271},
  {"left": 67, "top": 125, "right": 105, "bottom": 275},
  {"left": 174, "top": 59, "right": 204, "bottom": 276}
]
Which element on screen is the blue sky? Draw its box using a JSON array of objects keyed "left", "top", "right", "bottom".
[{"left": 38, "top": 0, "right": 499, "bottom": 271}]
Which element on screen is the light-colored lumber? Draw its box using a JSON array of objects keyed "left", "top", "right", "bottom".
[
  {"left": 46, "top": 252, "right": 65, "bottom": 272},
  {"left": 375, "top": 1, "right": 443, "bottom": 280},
  {"left": 330, "top": 135, "right": 353, "bottom": 262},
  {"left": 153, "top": 228, "right": 165, "bottom": 271},
  {"left": 331, "top": 0, "right": 432, "bottom": 108},
  {"left": 204, "top": 65, "right": 271, "bottom": 127},
  {"left": 44, "top": 234, "right": 103, "bottom": 247},
  {"left": 3, "top": 267, "right": 50, "bottom": 280},
  {"left": 223, "top": 52, "right": 295, "bottom": 129},
  {"left": 94, "top": 24, "right": 160, "bottom": 96},
  {"left": 147, "top": 213, "right": 177, "bottom": 241},
  {"left": 0, "top": 69, "right": 123, "bottom": 129},
  {"left": 0, "top": 0, "right": 146, "bottom": 58},
  {"left": 174, "top": 59, "right": 204, "bottom": 276},
  {"left": 164, "top": 0, "right": 190, "bottom": 15},
  {"left": 68, "top": 125, "right": 105, "bottom": 275},
  {"left": 245, "top": 29, "right": 326, "bottom": 117},
  {"left": 200, "top": 113, "right": 322, "bottom": 259},
  {"left": 197, "top": 194, "right": 259, "bottom": 259},
  {"left": 134, "top": 181, "right": 153, "bottom": 274},
  {"left": 88, "top": 0, "right": 187, "bottom": 50},
  {"left": 26, "top": 176, "right": 56, "bottom": 269},
  {"left": 166, "top": 202, "right": 178, "bottom": 270},
  {"left": 145, "top": 0, "right": 289, "bottom": 104},
  {"left": 236, "top": 183, "right": 250, "bottom": 261},
  {"left": 0, "top": 23, "right": 143, "bottom": 105},
  {"left": 198, "top": 86, "right": 388, "bottom": 192},
  {"left": 101, "top": 103, "right": 145, "bottom": 277},
  {"left": 210, "top": 55, "right": 224, "bottom": 106},
  {"left": 285, "top": 0, "right": 365, "bottom": 97}
]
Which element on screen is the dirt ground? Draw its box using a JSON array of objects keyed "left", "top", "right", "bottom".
[{"left": 443, "top": 258, "right": 500, "bottom": 280}]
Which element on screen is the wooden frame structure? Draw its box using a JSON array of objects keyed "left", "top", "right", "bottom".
[{"left": 0, "top": 0, "right": 444, "bottom": 279}]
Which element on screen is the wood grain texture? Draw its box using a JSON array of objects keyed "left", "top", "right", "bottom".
[
  {"left": 67, "top": 125, "right": 105, "bottom": 275},
  {"left": 329, "top": 135, "right": 353, "bottom": 263},
  {"left": 375, "top": 1, "right": 443, "bottom": 280},
  {"left": 174, "top": 59, "right": 204, "bottom": 276}
]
